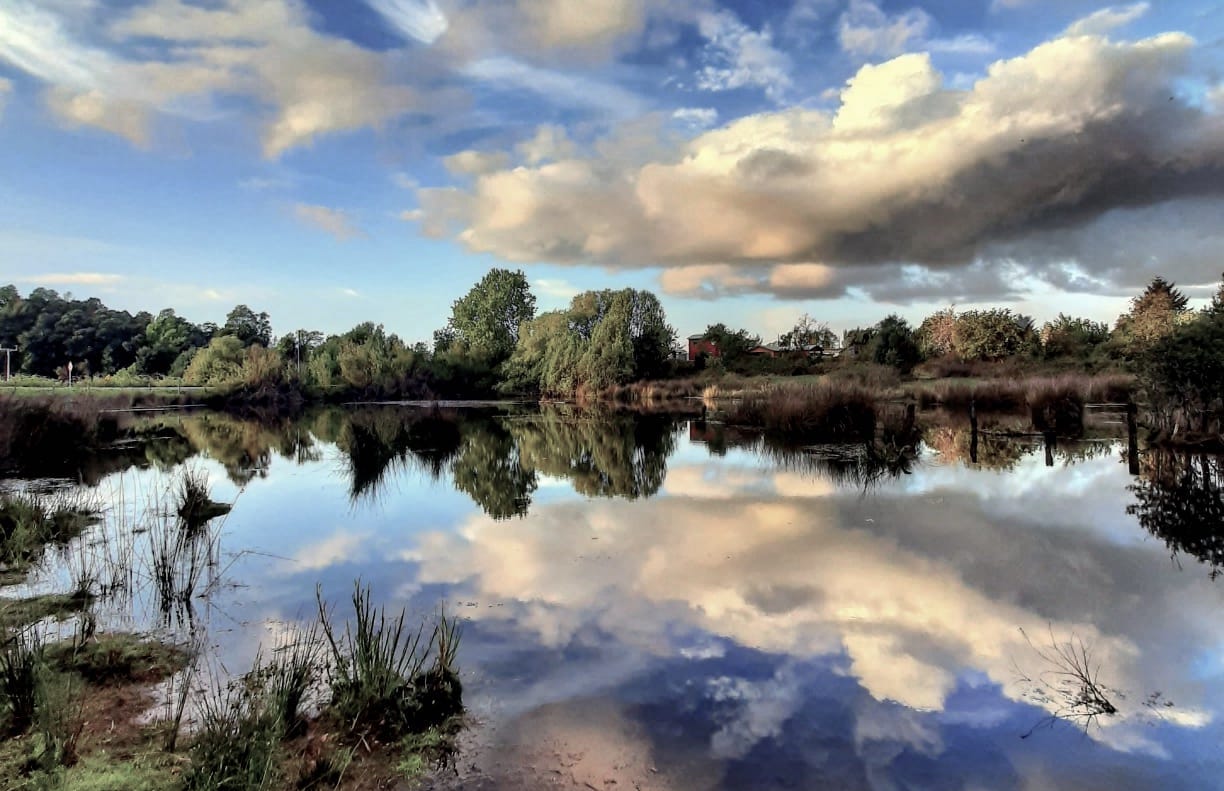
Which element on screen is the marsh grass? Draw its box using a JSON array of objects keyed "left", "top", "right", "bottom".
[
  {"left": 0, "top": 491, "right": 100, "bottom": 584},
  {"left": 726, "top": 382, "right": 878, "bottom": 442},
  {"left": 1, "top": 627, "right": 44, "bottom": 736},
  {"left": 317, "top": 583, "right": 463, "bottom": 743},
  {"left": 176, "top": 467, "right": 232, "bottom": 535}
]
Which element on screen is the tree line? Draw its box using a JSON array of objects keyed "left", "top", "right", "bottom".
[{"left": 3, "top": 272, "right": 1222, "bottom": 430}]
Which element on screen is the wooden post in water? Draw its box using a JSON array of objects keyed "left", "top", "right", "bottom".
[
  {"left": 1127, "top": 401, "right": 1140, "bottom": 476},
  {"left": 1044, "top": 432, "right": 1055, "bottom": 467},
  {"left": 969, "top": 399, "right": 979, "bottom": 464}
]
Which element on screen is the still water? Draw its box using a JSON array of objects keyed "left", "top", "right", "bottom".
[{"left": 13, "top": 406, "right": 1224, "bottom": 789}]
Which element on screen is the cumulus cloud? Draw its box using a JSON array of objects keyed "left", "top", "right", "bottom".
[
  {"left": 408, "top": 458, "right": 1216, "bottom": 747},
  {"left": 440, "top": 0, "right": 654, "bottom": 60},
  {"left": 293, "top": 204, "right": 364, "bottom": 240},
  {"left": 418, "top": 29, "right": 1224, "bottom": 301},
  {"left": 0, "top": 0, "right": 438, "bottom": 156},
  {"left": 695, "top": 10, "right": 792, "bottom": 101}
]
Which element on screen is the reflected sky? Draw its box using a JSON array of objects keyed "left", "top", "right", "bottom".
[{"left": 28, "top": 408, "right": 1224, "bottom": 789}]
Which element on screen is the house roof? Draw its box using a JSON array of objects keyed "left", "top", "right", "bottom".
[{"left": 687, "top": 334, "right": 711, "bottom": 341}]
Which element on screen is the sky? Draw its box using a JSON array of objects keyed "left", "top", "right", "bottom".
[{"left": 1, "top": 0, "right": 1223, "bottom": 343}]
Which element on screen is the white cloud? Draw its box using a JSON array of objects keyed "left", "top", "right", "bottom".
[
  {"left": 0, "top": 77, "right": 10, "bottom": 114},
  {"left": 695, "top": 10, "right": 792, "bottom": 101},
  {"left": 533, "top": 278, "right": 580, "bottom": 300},
  {"left": 420, "top": 30, "right": 1224, "bottom": 302},
  {"left": 15, "top": 272, "right": 123, "bottom": 286},
  {"left": 367, "top": 0, "right": 449, "bottom": 44},
  {"left": 340, "top": 288, "right": 361, "bottom": 298},
  {"left": 391, "top": 172, "right": 419, "bottom": 190},
  {"left": 440, "top": 0, "right": 654, "bottom": 60},
  {"left": 444, "top": 149, "right": 511, "bottom": 175},
  {"left": 927, "top": 33, "right": 997, "bottom": 56},
  {"left": 0, "top": 0, "right": 434, "bottom": 156},
  {"left": 838, "top": 0, "right": 932, "bottom": 57},
  {"left": 672, "top": 107, "right": 719, "bottom": 129},
  {"left": 293, "top": 204, "right": 364, "bottom": 240},
  {"left": 516, "top": 125, "right": 576, "bottom": 165},
  {"left": 1064, "top": 3, "right": 1150, "bottom": 37},
  {"left": 400, "top": 208, "right": 425, "bottom": 222}
]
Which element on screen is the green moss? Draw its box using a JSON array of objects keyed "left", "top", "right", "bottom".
[
  {"left": 45, "top": 634, "right": 189, "bottom": 685},
  {"left": 395, "top": 720, "right": 462, "bottom": 781},
  {"left": 0, "top": 592, "right": 94, "bottom": 631}
]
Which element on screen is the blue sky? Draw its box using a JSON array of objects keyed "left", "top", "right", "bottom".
[{"left": 2, "top": 0, "right": 1223, "bottom": 343}]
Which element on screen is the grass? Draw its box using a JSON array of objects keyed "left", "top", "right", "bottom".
[
  {"left": 914, "top": 373, "right": 1136, "bottom": 412},
  {"left": 725, "top": 381, "right": 878, "bottom": 443},
  {"left": 1, "top": 627, "right": 44, "bottom": 736},
  {"left": 0, "top": 592, "right": 94, "bottom": 632},
  {"left": 0, "top": 491, "right": 100, "bottom": 585},
  {"left": 45, "top": 633, "right": 189, "bottom": 685},
  {"left": 317, "top": 583, "right": 463, "bottom": 743},
  {"left": 175, "top": 468, "right": 232, "bottom": 535}
]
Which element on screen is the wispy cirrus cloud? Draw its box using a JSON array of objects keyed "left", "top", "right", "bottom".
[
  {"left": 695, "top": 10, "right": 792, "bottom": 101},
  {"left": 293, "top": 204, "right": 364, "bottom": 241},
  {"left": 16, "top": 272, "right": 124, "bottom": 286}
]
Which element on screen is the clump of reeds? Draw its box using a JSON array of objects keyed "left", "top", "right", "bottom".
[
  {"left": 725, "top": 382, "right": 878, "bottom": 442},
  {"left": 316, "top": 583, "right": 463, "bottom": 743},
  {"left": 185, "top": 680, "right": 284, "bottom": 791},
  {"left": 175, "top": 467, "right": 232, "bottom": 536},
  {"left": 1, "top": 626, "right": 44, "bottom": 736}
]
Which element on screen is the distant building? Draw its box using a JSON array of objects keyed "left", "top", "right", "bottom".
[
  {"left": 687, "top": 334, "right": 720, "bottom": 361},
  {"left": 746, "top": 343, "right": 825, "bottom": 359}
]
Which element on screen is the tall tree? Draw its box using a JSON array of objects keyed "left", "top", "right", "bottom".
[
  {"left": 1113, "top": 277, "right": 1191, "bottom": 357},
  {"left": 220, "top": 304, "right": 272, "bottom": 348},
  {"left": 443, "top": 269, "right": 536, "bottom": 364}
]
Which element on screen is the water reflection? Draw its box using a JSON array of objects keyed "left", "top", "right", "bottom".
[
  {"left": 10, "top": 407, "right": 1224, "bottom": 788},
  {"left": 1129, "top": 452, "right": 1224, "bottom": 578}
]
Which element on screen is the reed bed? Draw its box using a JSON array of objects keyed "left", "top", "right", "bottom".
[{"left": 726, "top": 382, "right": 878, "bottom": 442}]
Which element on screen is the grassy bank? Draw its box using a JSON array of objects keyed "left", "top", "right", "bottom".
[
  {"left": 725, "top": 382, "right": 879, "bottom": 442},
  {"left": 0, "top": 470, "right": 464, "bottom": 790}
]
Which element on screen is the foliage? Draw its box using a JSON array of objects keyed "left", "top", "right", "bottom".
[
  {"left": 701, "top": 323, "right": 759, "bottom": 362},
  {"left": 0, "top": 286, "right": 152, "bottom": 378},
  {"left": 845, "top": 315, "right": 922, "bottom": 372},
  {"left": 1141, "top": 277, "right": 1224, "bottom": 437},
  {"left": 916, "top": 307, "right": 957, "bottom": 358},
  {"left": 184, "top": 336, "right": 247, "bottom": 385},
  {"left": 139, "top": 309, "right": 214, "bottom": 376},
  {"left": 952, "top": 309, "right": 1038, "bottom": 361},
  {"left": 777, "top": 313, "right": 837, "bottom": 351},
  {"left": 503, "top": 289, "right": 676, "bottom": 396},
  {"left": 1040, "top": 314, "right": 1110, "bottom": 359},
  {"left": 439, "top": 268, "right": 536, "bottom": 364},
  {"left": 220, "top": 305, "right": 273, "bottom": 348},
  {"left": 1112, "top": 276, "right": 1191, "bottom": 359}
]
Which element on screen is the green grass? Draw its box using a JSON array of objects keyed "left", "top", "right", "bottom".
[
  {"left": 45, "top": 634, "right": 189, "bottom": 685},
  {"left": 0, "top": 592, "right": 94, "bottom": 632},
  {"left": 0, "top": 492, "right": 100, "bottom": 584}
]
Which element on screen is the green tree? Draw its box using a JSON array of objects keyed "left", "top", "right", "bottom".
[
  {"left": 866, "top": 314, "right": 922, "bottom": 372},
  {"left": 778, "top": 313, "right": 837, "bottom": 351},
  {"left": 1113, "top": 277, "right": 1191, "bottom": 359},
  {"left": 220, "top": 304, "right": 272, "bottom": 348},
  {"left": 442, "top": 269, "right": 536, "bottom": 364},
  {"left": 917, "top": 307, "right": 957, "bottom": 358},
  {"left": 702, "top": 323, "right": 759, "bottom": 362},
  {"left": 184, "top": 336, "right": 246, "bottom": 384},
  {"left": 1040, "top": 314, "right": 1109, "bottom": 359},
  {"left": 952, "top": 309, "right": 1038, "bottom": 361}
]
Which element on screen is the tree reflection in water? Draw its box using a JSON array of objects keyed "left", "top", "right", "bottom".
[{"left": 1128, "top": 451, "right": 1224, "bottom": 578}]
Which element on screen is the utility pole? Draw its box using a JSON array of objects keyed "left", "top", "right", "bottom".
[{"left": 0, "top": 347, "right": 15, "bottom": 382}]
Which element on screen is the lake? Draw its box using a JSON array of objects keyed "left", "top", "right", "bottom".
[{"left": 6, "top": 404, "right": 1224, "bottom": 789}]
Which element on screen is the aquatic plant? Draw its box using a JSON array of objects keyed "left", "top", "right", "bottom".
[
  {"left": 316, "top": 583, "right": 463, "bottom": 742},
  {"left": 0, "top": 626, "right": 44, "bottom": 736},
  {"left": 0, "top": 491, "right": 99, "bottom": 582},
  {"left": 726, "top": 381, "right": 878, "bottom": 442}
]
